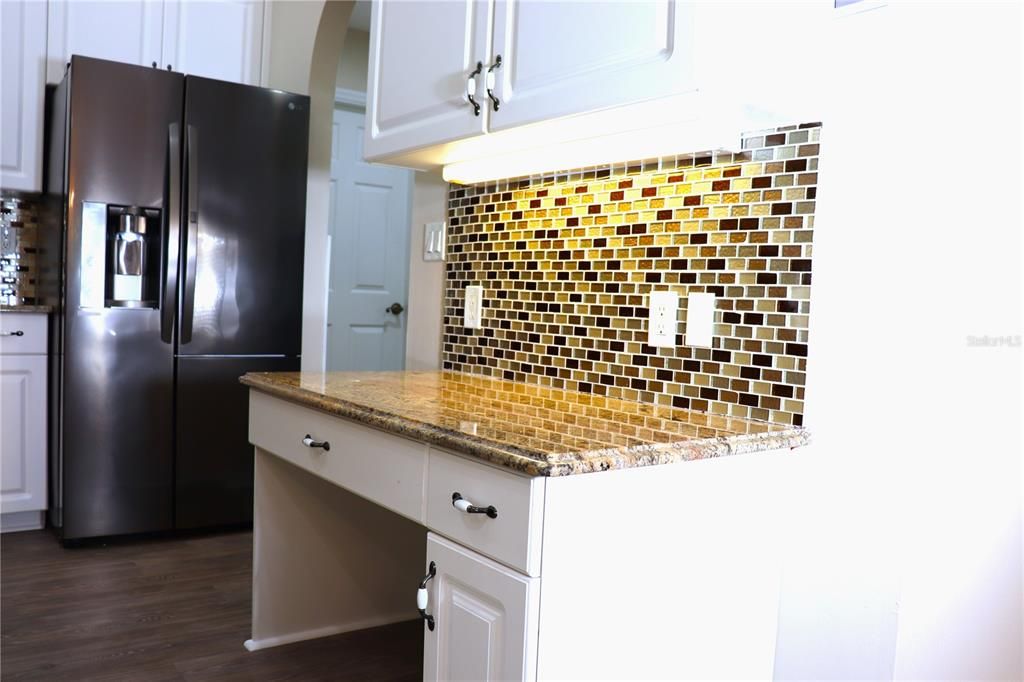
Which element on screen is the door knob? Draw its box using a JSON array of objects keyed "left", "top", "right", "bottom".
[{"left": 386, "top": 302, "right": 405, "bottom": 315}]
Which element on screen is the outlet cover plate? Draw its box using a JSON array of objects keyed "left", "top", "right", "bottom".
[
  {"left": 464, "top": 285, "right": 483, "bottom": 329},
  {"left": 647, "top": 290, "right": 679, "bottom": 348},
  {"left": 685, "top": 292, "right": 716, "bottom": 347}
]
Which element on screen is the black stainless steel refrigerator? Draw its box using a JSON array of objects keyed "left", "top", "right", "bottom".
[{"left": 44, "top": 56, "right": 308, "bottom": 542}]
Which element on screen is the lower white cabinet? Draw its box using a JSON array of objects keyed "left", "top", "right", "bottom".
[
  {"left": 423, "top": 533, "right": 539, "bottom": 682},
  {"left": 1, "top": 313, "right": 48, "bottom": 532}
]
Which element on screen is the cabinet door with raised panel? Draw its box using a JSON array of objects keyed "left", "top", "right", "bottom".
[
  {"left": 161, "top": 0, "right": 264, "bottom": 85},
  {"left": 0, "top": 354, "right": 47, "bottom": 516},
  {"left": 488, "top": 0, "right": 696, "bottom": 131},
  {"left": 46, "top": 0, "right": 164, "bottom": 83},
  {"left": 423, "top": 533, "right": 539, "bottom": 682},
  {"left": 0, "top": 0, "right": 47, "bottom": 191},
  {"left": 365, "top": 0, "right": 489, "bottom": 161}
]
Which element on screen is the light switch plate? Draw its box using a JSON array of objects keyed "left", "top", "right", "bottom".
[
  {"left": 685, "top": 292, "right": 716, "bottom": 347},
  {"left": 423, "top": 222, "right": 445, "bottom": 261},
  {"left": 647, "top": 290, "right": 679, "bottom": 348},
  {"left": 464, "top": 285, "right": 483, "bottom": 329}
]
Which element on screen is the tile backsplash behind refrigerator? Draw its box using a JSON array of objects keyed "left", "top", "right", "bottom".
[
  {"left": 0, "top": 191, "right": 44, "bottom": 306},
  {"left": 442, "top": 123, "right": 821, "bottom": 426}
]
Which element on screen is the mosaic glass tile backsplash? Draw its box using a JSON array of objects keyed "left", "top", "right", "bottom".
[
  {"left": 0, "top": 191, "right": 44, "bottom": 306},
  {"left": 443, "top": 123, "right": 821, "bottom": 426}
]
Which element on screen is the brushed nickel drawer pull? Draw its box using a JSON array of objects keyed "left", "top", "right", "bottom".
[{"left": 451, "top": 492, "right": 497, "bottom": 519}]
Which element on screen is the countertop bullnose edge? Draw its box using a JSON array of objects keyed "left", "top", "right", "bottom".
[{"left": 240, "top": 371, "right": 809, "bottom": 477}]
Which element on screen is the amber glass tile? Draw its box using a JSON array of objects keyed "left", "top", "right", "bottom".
[{"left": 442, "top": 124, "right": 822, "bottom": 423}]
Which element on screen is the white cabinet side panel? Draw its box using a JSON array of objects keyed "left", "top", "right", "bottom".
[{"left": 537, "top": 452, "right": 791, "bottom": 680}]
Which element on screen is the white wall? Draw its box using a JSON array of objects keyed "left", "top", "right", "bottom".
[
  {"left": 775, "top": 2, "right": 1022, "bottom": 680},
  {"left": 405, "top": 171, "right": 447, "bottom": 370},
  {"left": 335, "top": 28, "right": 368, "bottom": 92},
  {"left": 262, "top": 0, "right": 326, "bottom": 94},
  {"left": 264, "top": 0, "right": 354, "bottom": 373},
  {"left": 267, "top": 1, "right": 446, "bottom": 372}
]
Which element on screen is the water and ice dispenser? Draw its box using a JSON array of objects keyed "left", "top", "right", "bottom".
[{"left": 80, "top": 202, "right": 162, "bottom": 309}]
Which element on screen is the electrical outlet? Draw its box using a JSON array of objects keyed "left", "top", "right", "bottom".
[
  {"left": 685, "top": 292, "right": 716, "bottom": 347},
  {"left": 464, "top": 285, "right": 483, "bottom": 329},
  {"left": 647, "top": 291, "right": 679, "bottom": 348}
]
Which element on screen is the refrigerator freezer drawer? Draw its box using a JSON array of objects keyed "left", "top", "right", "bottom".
[{"left": 175, "top": 355, "right": 299, "bottom": 529}]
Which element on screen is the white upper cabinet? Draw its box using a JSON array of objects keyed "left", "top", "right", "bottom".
[
  {"left": 46, "top": 0, "right": 164, "bottom": 83},
  {"left": 161, "top": 0, "right": 265, "bottom": 85},
  {"left": 0, "top": 0, "right": 47, "bottom": 191},
  {"left": 488, "top": 0, "right": 695, "bottom": 131},
  {"left": 365, "top": 0, "right": 489, "bottom": 161},
  {"left": 45, "top": 1, "right": 265, "bottom": 86},
  {"left": 364, "top": 0, "right": 703, "bottom": 169}
]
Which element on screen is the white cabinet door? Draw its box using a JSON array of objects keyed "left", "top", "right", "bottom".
[
  {"left": 161, "top": 0, "right": 265, "bottom": 85},
  {"left": 488, "top": 0, "right": 696, "bottom": 131},
  {"left": 0, "top": 0, "right": 47, "bottom": 191},
  {"left": 423, "top": 533, "right": 539, "bottom": 682},
  {"left": 365, "top": 0, "right": 489, "bottom": 161},
  {"left": 0, "top": 354, "right": 47, "bottom": 515},
  {"left": 46, "top": 0, "right": 164, "bottom": 83}
]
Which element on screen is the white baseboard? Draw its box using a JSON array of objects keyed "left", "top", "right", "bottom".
[
  {"left": 243, "top": 613, "right": 418, "bottom": 652},
  {"left": 1, "top": 511, "right": 44, "bottom": 533}
]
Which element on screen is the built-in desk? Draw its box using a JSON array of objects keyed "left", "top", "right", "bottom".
[{"left": 242, "top": 371, "right": 807, "bottom": 680}]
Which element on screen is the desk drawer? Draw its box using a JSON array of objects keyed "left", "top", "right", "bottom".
[
  {"left": 248, "top": 390, "right": 427, "bottom": 523},
  {"left": 426, "top": 448, "right": 544, "bottom": 576},
  {"left": 0, "top": 313, "right": 47, "bottom": 355}
]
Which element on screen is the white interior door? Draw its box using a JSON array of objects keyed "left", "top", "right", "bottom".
[
  {"left": 326, "top": 106, "right": 413, "bottom": 372},
  {"left": 423, "top": 533, "right": 540, "bottom": 682}
]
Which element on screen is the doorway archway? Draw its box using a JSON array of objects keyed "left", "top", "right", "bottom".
[{"left": 263, "top": 1, "right": 446, "bottom": 373}]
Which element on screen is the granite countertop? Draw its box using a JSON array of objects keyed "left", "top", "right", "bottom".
[
  {"left": 241, "top": 370, "right": 808, "bottom": 477},
  {"left": 0, "top": 305, "right": 52, "bottom": 314}
]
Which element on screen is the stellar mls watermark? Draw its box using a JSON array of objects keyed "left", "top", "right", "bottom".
[{"left": 966, "top": 335, "right": 1021, "bottom": 348}]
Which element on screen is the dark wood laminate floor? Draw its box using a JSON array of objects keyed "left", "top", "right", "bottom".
[{"left": 1, "top": 530, "right": 422, "bottom": 681}]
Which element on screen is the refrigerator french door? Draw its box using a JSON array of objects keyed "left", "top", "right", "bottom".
[
  {"left": 174, "top": 76, "right": 307, "bottom": 529},
  {"left": 47, "top": 57, "right": 308, "bottom": 541}
]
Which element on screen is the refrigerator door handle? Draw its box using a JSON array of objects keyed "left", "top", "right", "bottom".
[
  {"left": 181, "top": 124, "right": 199, "bottom": 345},
  {"left": 161, "top": 123, "right": 182, "bottom": 343}
]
